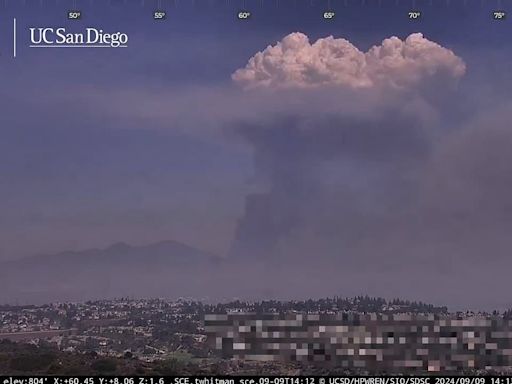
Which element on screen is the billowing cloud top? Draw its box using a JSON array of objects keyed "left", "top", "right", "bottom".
[{"left": 232, "top": 32, "right": 466, "bottom": 90}]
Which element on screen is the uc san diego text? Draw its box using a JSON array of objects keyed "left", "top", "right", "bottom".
[{"left": 29, "top": 27, "right": 128, "bottom": 47}]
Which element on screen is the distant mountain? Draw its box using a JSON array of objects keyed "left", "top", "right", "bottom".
[
  {"left": 0, "top": 241, "right": 224, "bottom": 304},
  {"left": 11, "top": 240, "right": 221, "bottom": 267}
]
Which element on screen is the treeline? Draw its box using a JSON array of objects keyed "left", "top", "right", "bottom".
[{"left": 200, "top": 295, "right": 449, "bottom": 314}]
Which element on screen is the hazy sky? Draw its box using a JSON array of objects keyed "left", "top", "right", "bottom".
[{"left": 0, "top": 0, "right": 511, "bottom": 308}]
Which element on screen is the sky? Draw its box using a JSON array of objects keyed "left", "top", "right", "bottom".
[{"left": 0, "top": 0, "right": 511, "bottom": 308}]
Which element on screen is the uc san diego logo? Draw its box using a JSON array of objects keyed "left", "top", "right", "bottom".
[{"left": 29, "top": 27, "right": 129, "bottom": 48}]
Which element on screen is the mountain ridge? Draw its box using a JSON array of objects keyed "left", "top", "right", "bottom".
[
  {"left": 4, "top": 240, "right": 222, "bottom": 265},
  {"left": 0, "top": 240, "right": 225, "bottom": 304}
]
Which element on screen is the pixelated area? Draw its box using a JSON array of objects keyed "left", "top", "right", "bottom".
[{"left": 205, "top": 313, "right": 512, "bottom": 372}]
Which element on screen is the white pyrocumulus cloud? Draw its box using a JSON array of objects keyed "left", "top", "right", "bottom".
[{"left": 232, "top": 32, "right": 466, "bottom": 90}]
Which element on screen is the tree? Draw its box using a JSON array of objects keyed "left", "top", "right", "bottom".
[
  {"left": 91, "top": 358, "right": 117, "bottom": 373},
  {"left": 155, "top": 358, "right": 184, "bottom": 375}
]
